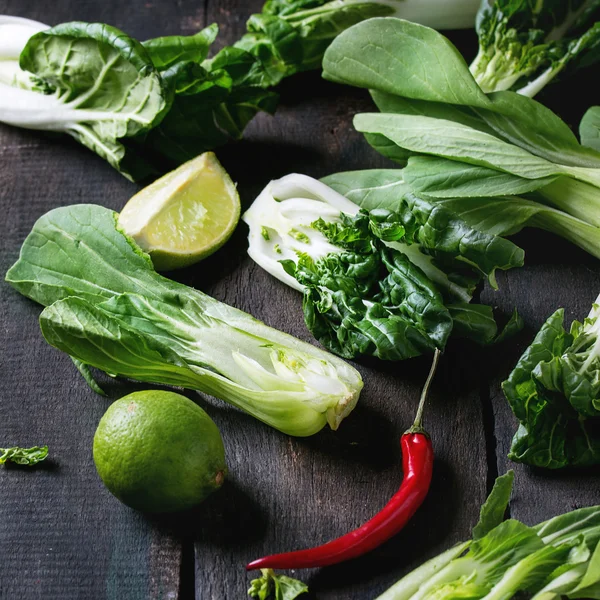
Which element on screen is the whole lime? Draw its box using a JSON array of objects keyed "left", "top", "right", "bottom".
[{"left": 93, "top": 390, "right": 227, "bottom": 512}]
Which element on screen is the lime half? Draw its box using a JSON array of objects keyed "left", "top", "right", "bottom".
[{"left": 118, "top": 152, "right": 240, "bottom": 271}]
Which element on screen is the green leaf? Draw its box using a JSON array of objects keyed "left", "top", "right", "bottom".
[
  {"left": 71, "top": 357, "right": 107, "bottom": 396},
  {"left": 237, "top": 3, "right": 393, "bottom": 86},
  {"left": 323, "top": 17, "right": 491, "bottom": 108},
  {"left": 18, "top": 22, "right": 169, "bottom": 181},
  {"left": 321, "top": 168, "right": 408, "bottom": 211},
  {"left": 374, "top": 88, "right": 600, "bottom": 169},
  {"left": 571, "top": 542, "right": 600, "bottom": 598},
  {"left": 0, "top": 446, "right": 48, "bottom": 466},
  {"left": 143, "top": 24, "right": 219, "bottom": 69},
  {"left": 248, "top": 568, "right": 308, "bottom": 600},
  {"left": 355, "top": 113, "right": 588, "bottom": 183},
  {"left": 370, "top": 89, "right": 498, "bottom": 135},
  {"left": 480, "top": 91, "right": 600, "bottom": 169},
  {"left": 581, "top": 106, "right": 600, "bottom": 153},
  {"left": 7, "top": 204, "right": 363, "bottom": 437},
  {"left": 448, "top": 305, "right": 523, "bottom": 346},
  {"left": 403, "top": 193, "right": 524, "bottom": 289},
  {"left": 473, "top": 471, "right": 515, "bottom": 541},
  {"left": 448, "top": 303, "right": 499, "bottom": 345},
  {"left": 363, "top": 132, "right": 415, "bottom": 166},
  {"left": 403, "top": 156, "right": 557, "bottom": 199}
]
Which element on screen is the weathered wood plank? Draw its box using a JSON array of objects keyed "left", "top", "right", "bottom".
[{"left": 0, "top": 2, "right": 187, "bottom": 599}]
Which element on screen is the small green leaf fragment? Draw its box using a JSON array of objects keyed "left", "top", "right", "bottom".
[
  {"left": 473, "top": 471, "right": 514, "bottom": 540},
  {"left": 274, "top": 244, "right": 282, "bottom": 254},
  {"left": 289, "top": 229, "right": 310, "bottom": 244},
  {"left": 71, "top": 356, "right": 107, "bottom": 396},
  {"left": 248, "top": 569, "right": 308, "bottom": 600},
  {"left": 0, "top": 446, "right": 49, "bottom": 466},
  {"left": 261, "top": 226, "right": 271, "bottom": 241}
]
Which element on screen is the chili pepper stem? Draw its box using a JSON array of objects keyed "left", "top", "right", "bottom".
[{"left": 407, "top": 349, "right": 441, "bottom": 434}]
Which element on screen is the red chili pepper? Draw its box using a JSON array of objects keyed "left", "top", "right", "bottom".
[{"left": 246, "top": 349, "right": 440, "bottom": 571}]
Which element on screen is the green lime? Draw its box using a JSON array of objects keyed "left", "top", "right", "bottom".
[
  {"left": 93, "top": 390, "right": 227, "bottom": 513},
  {"left": 118, "top": 152, "right": 240, "bottom": 271}
]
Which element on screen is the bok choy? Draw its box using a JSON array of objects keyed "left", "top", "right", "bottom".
[
  {"left": 0, "top": 1, "right": 480, "bottom": 181},
  {"left": 5, "top": 204, "right": 363, "bottom": 437},
  {"left": 243, "top": 174, "right": 523, "bottom": 361},
  {"left": 470, "top": 0, "right": 600, "bottom": 97},
  {"left": 376, "top": 471, "right": 600, "bottom": 600},
  {"left": 321, "top": 17, "right": 600, "bottom": 260},
  {"left": 502, "top": 294, "right": 600, "bottom": 468}
]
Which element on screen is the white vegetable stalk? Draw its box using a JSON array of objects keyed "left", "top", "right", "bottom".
[
  {"left": 0, "top": 16, "right": 48, "bottom": 88},
  {"left": 243, "top": 174, "right": 359, "bottom": 292}
]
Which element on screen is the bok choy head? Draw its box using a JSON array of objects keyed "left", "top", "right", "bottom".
[
  {"left": 470, "top": 0, "right": 600, "bottom": 97},
  {"left": 502, "top": 294, "right": 600, "bottom": 468},
  {"left": 243, "top": 174, "right": 524, "bottom": 361},
  {"left": 0, "top": 18, "right": 169, "bottom": 181},
  {"left": 5, "top": 204, "right": 363, "bottom": 437}
]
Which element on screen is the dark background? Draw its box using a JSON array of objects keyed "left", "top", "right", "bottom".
[{"left": 0, "top": 2, "right": 598, "bottom": 599}]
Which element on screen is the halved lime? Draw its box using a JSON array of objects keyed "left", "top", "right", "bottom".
[{"left": 118, "top": 152, "right": 240, "bottom": 271}]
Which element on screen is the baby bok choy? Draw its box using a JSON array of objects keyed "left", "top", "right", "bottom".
[
  {"left": 0, "top": 18, "right": 170, "bottom": 181},
  {"left": 502, "top": 293, "right": 600, "bottom": 468},
  {"left": 470, "top": 0, "right": 600, "bottom": 97},
  {"left": 5, "top": 204, "right": 363, "bottom": 437},
  {"left": 243, "top": 174, "right": 523, "bottom": 361},
  {"left": 376, "top": 471, "right": 600, "bottom": 600}
]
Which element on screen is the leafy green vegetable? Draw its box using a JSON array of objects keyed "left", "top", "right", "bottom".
[
  {"left": 323, "top": 17, "right": 492, "bottom": 108},
  {"left": 377, "top": 473, "right": 600, "bottom": 600},
  {"left": 244, "top": 173, "right": 523, "bottom": 361},
  {"left": 248, "top": 568, "right": 308, "bottom": 600},
  {"left": 0, "top": 2, "right": 481, "bottom": 180},
  {"left": 470, "top": 0, "right": 600, "bottom": 97},
  {"left": 5, "top": 204, "right": 363, "bottom": 437},
  {"left": 472, "top": 470, "right": 514, "bottom": 540},
  {"left": 322, "top": 16, "right": 600, "bottom": 260},
  {"left": 0, "top": 446, "right": 48, "bottom": 466},
  {"left": 581, "top": 106, "right": 600, "bottom": 153},
  {"left": 0, "top": 21, "right": 169, "bottom": 181},
  {"left": 354, "top": 113, "right": 600, "bottom": 188},
  {"left": 142, "top": 23, "right": 218, "bottom": 69},
  {"left": 502, "top": 301, "right": 600, "bottom": 468},
  {"left": 321, "top": 169, "right": 408, "bottom": 210}
]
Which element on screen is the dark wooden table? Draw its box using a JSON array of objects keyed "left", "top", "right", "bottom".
[{"left": 1, "top": 2, "right": 599, "bottom": 599}]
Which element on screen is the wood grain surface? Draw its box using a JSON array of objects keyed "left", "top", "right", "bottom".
[{"left": 0, "top": 2, "right": 598, "bottom": 600}]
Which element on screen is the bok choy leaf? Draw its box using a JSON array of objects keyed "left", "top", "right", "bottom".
[
  {"left": 5, "top": 204, "right": 363, "bottom": 437},
  {"left": 0, "top": 20, "right": 169, "bottom": 181}
]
